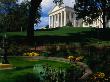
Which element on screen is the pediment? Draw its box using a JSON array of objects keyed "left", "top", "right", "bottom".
[{"left": 49, "top": 5, "right": 64, "bottom": 14}]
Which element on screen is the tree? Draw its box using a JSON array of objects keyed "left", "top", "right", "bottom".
[
  {"left": 45, "top": 25, "right": 49, "bottom": 29},
  {"left": 27, "top": 0, "right": 42, "bottom": 44},
  {"left": 0, "top": 1, "right": 41, "bottom": 32},
  {"left": 74, "top": 0, "right": 110, "bottom": 28},
  {"left": 0, "top": 0, "right": 17, "bottom": 64},
  {"left": 53, "top": 0, "right": 63, "bottom": 6},
  {"left": 0, "top": 2, "right": 20, "bottom": 32}
]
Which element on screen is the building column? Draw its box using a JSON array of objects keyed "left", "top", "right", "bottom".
[
  {"left": 61, "top": 12, "right": 63, "bottom": 27},
  {"left": 51, "top": 15, "right": 53, "bottom": 28},
  {"left": 62, "top": 11, "right": 64, "bottom": 26},
  {"left": 64, "top": 11, "right": 67, "bottom": 26},
  {"left": 57, "top": 13, "right": 59, "bottom": 27},
  {"left": 53, "top": 15, "right": 54, "bottom": 28},
  {"left": 54, "top": 14, "right": 56, "bottom": 28},
  {"left": 49, "top": 16, "right": 51, "bottom": 28}
]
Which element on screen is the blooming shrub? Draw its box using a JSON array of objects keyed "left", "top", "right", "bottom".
[
  {"left": 93, "top": 72, "right": 105, "bottom": 79},
  {"left": 88, "top": 72, "right": 110, "bottom": 82},
  {"left": 23, "top": 52, "right": 40, "bottom": 56},
  {"left": 68, "top": 56, "right": 83, "bottom": 62}
]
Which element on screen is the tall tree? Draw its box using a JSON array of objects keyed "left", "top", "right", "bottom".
[
  {"left": 0, "top": 1, "right": 41, "bottom": 32},
  {"left": 0, "top": 0, "right": 16, "bottom": 64},
  {"left": 27, "top": 0, "right": 42, "bottom": 44},
  {"left": 74, "top": 0, "right": 110, "bottom": 28},
  {"left": 0, "top": 2, "right": 20, "bottom": 32}
]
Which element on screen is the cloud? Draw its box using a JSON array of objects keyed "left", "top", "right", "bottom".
[
  {"left": 41, "top": 0, "right": 54, "bottom": 17},
  {"left": 64, "top": 0, "right": 75, "bottom": 7},
  {"left": 34, "top": 17, "right": 49, "bottom": 29}
]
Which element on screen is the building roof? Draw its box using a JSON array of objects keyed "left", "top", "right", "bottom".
[{"left": 48, "top": 5, "right": 74, "bottom": 15}]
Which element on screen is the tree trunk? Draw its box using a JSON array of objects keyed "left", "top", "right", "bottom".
[
  {"left": 27, "top": 0, "right": 42, "bottom": 44},
  {"left": 2, "top": 48, "right": 9, "bottom": 64}
]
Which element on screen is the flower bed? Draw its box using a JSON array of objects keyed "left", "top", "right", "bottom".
[{"left": 0, "top": 63, "right": 13, "bottom": 70}]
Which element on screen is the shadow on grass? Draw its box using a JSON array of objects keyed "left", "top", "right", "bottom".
[
  {"left": 15, "top": 66, "right": 34, "bottom": 71},
  {"left": 35, "top": 28, "right": 110, "bottom": 45},
  {"left": 0, "top": 28, "right": 110, "bottom": 45},
  {"left": 35, "top": 27, "right": 60, "bottom": 31}
]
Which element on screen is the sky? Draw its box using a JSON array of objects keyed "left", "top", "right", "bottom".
[{"left": 18, "top": 0, "right": 75, "bottom": 29}]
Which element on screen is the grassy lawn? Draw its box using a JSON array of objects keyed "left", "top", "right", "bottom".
[
  {"left": 35, "top": 27, "right": 92, "bottom": 36},
  {"left": 0, "top": 57, "right": 70, "bottom": 82},
  {"left": 0, "top": 27, "right": 92, "bottom": 37},
  {"left": 0, "top": 27, "right": 110, "bottom": 45}
]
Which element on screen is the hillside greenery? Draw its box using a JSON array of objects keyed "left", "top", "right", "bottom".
[{"left": 0, "top": 26, "right": 110, "bottom": 45}]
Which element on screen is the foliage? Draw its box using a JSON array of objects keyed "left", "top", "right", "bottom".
[
  {"left": 68, "top": 56, "right": 84, "bottom": 62},
  {"left": 7, "top": 44, "right": 29, "bottom": 56},
  {"left": 0, "top": 58, "right": 71, "bottom": 82},
  {"left": 87, "top": 72, "right": 110, "bottom": 82},
  {"left": 66, "top": 21, "right": 73, "bottom": 26},
  {"left": 0, "top": 0, "right": 16, "bottom": 3},
  {"left": 81, "top": 45, "right": 110, "bottom": 76},
  {"left": 53, "top": 0, "right": 63, "bottom": 6},
  {"left": 0, "top": 1, "right": 41, "bottom": 32},
  {"left": 45, "top": 25, "right": 49, "bottom": 29},
  {"left": 33, "top": 63, "right": 83, "bottom": 82},
  {"left": 74, "top": 0, "right": 110, "bottom": 28},
  {"left": 23, "top": 52, "right": 40, "bottom": 56}
]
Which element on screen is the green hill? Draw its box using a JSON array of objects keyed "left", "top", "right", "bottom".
[
  {"left": 0, "top": 27, "right": 110, "bottom": 45},
  {"left": 0, "top": 27, "right": 92, "bottom": 37}
]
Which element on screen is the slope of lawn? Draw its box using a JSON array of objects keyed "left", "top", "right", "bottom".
[
  {"left": 0, "top": 57, "right": 71, "bottom": 82},
  {"left": 0, "top": 27, "right": 110, "bottom": 45},
  {"left": 35, "top": 27, "right": 92, "bottom": 36},
  {"left": 0, "top": 27, "right": 92, "bottom": 37}
]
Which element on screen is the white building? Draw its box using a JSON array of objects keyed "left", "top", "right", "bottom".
[{"left": 48, "top": 5, "right": 103, "bottom": 28}]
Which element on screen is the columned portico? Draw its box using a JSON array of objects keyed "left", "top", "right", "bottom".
[
  {"left": 49, "top": 11, "right": 68, "bottom": 28},
  {"left": 49, "top": 6, "right": 78, "bottom": 28}
]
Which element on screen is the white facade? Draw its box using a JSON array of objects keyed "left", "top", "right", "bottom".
[
  {"left": 82, "top": 16, "right": 103, "bottom": 28},
  {"left": 48, "top": 5, "right": 103, "bottom": 28},
  {"left": 49, "top": 6, "right": 79, "bottom": 28}
]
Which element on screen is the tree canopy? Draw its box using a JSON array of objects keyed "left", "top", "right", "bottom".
[
  {"left": 0, "top": 1, "right": 41, "bottom": 32},
  {"left": 74, "top": 0, "right": 110, "bottom": 28}
]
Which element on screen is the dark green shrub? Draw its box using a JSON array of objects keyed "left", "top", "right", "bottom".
[
  {"left": 65, "top": 64, "right": 83, "bottom": 82},
  {"left": 45, "top": 45, "right": 57, "bottom": 56},
  {"left": 82, "top": 45, "right": 110, "bottom": 76},
  {"left": 66, "top": 21, "right": 73, "bottom": 26},
  {"left": 7, "top": 44, "right": 29, "bottom": 56}
]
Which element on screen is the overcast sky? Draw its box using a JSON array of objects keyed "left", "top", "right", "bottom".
[{"left": 18, "top": 0, "right": 75, "bottom": 29}]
